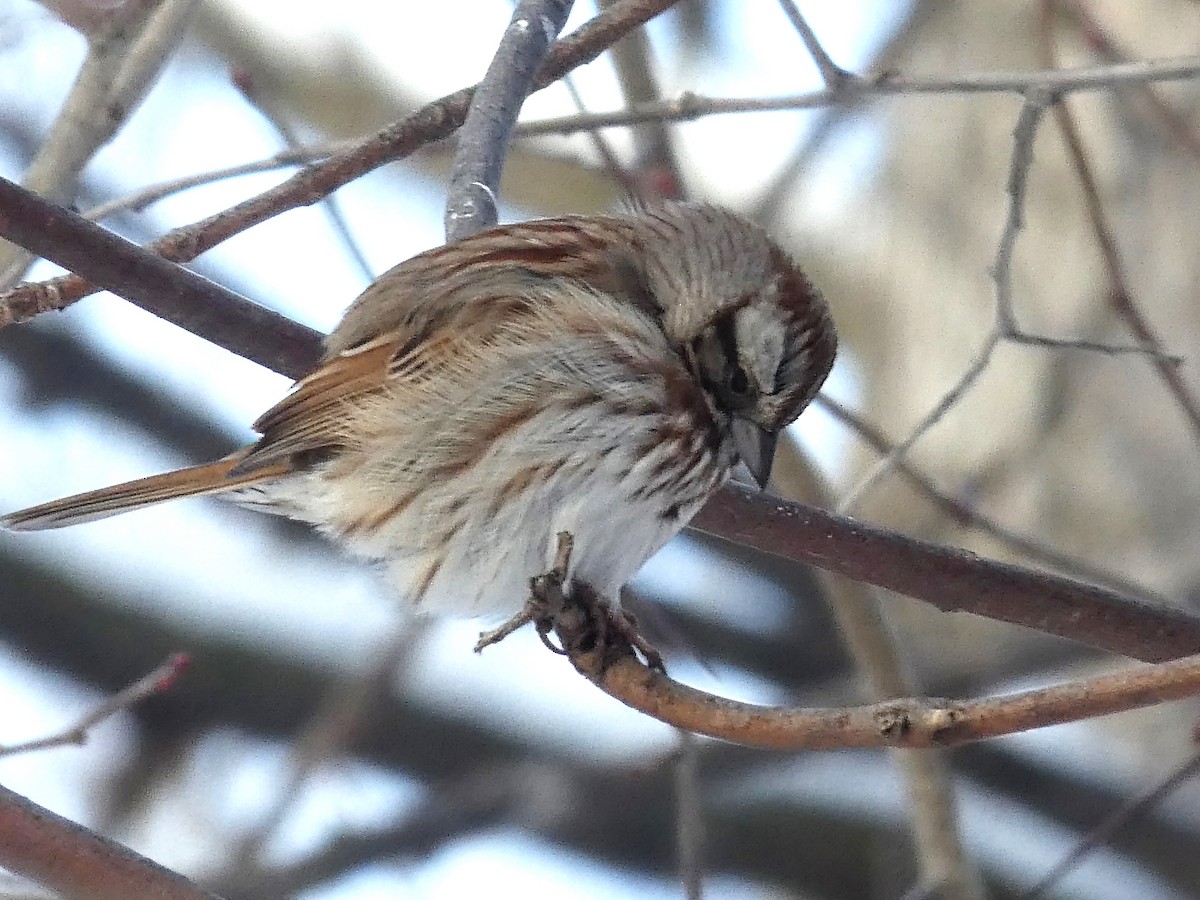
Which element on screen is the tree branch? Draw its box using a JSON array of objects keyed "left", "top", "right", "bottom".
[
  {"left": 0, "top": 654, "right": 188, "bottom": 758},
  {"left": 692, "top": 481, "right": 1200, "bottom": 663},
  {"left": 445, "top": 0, "right": 575, "bottom": 240},
  {"left": 0, "top": 783, "right": 224, "bottom": 900},
  {"left": 0, "top": 174, "right": 323, "bottom": 379},
  {"left": 562, "top": 629, "right": 1200, "bottom": 751},
  {"left": 0, "top": 0, "right": 680, "bottom": 325}
]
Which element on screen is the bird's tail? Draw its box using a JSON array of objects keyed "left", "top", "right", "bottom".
[{"left": 2, "top": 455, "right": 291, "bottom": 531}]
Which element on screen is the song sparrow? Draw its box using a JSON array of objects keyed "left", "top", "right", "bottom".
[{"left": 3, "top": 202, "right": 837, "bottom": 619}]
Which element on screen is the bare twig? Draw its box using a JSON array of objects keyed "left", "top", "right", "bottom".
[
  {"left": 445, "top": 0, "right": 575, "bottom": 240},
  {"left": 839, "top": 331, "right": 1001, "bottom": 514},
  {"left": 674, "top": 731, "right": 705, "bottom": 900},
  {"left": 776, "top": 0, "right": 854, "bottom": 88},
  {"left": 813, "top": 393, "right": 1160, "bottom": 599},
  {"left": 1057, "top": 0, "right": 1200, "bottom": 161},
  {"left": 0, "top": 654, "right": 188, "bottom": 758},
  {"left": 232, "top": 69, "right": 374, "bottom": 284},
  {"left": 561, "top": 75, "right": 642, "bottom": 197},
  {"left": 994, "top": 93, "right": 1052, "bottom": 332},
  {"left": 513, "top": 54, "right": 1200, "bottom": 135},
  {"left": 1022, "top": 748, "right": 1200, "bottom": 898},
  {"left": 79, "top": 143, "right": 348, "bottom": 222},
  {"left": 1038, "top": 8, "right": 1200, "bottom": 449},
  {"left": 0, "top": 0, "right": 201, "bottom": 287},
  {"left": 0, "top": 782, "right": 224, "bottom": 900}
]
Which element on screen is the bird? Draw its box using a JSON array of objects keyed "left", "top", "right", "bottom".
[{"left": 3, "top": 202, "right": 837, "bottom": 624}]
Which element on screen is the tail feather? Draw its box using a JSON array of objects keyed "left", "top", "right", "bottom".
[{"left": 1, "top": 456, "right": 292, "bottom": 532}]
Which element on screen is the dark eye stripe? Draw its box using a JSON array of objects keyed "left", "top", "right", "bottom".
[{"left": 714, "top": 314, "right": 739, "bottom": 370}]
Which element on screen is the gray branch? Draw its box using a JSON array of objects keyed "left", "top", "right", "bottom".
[{"left": 444, "top": 0, "right": 575, "bottom": 241}]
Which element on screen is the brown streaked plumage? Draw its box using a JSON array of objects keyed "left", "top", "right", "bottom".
[{"left": 3, "top": 202, "right": 837, "bottom": 618}]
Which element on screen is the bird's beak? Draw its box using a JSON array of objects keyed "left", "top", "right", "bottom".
[{"left": 732, "top": 418, "right": 777, "bottom": 489}]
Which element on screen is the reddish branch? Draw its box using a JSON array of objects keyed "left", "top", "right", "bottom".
[
  {"left": 0, "top": 783, "right": 224, "bottom": 900},
  {"left": 0, "top": 0, "right": 680, "bottom": 336},
  {"left": 691, "top": 482, "right": 1200, "bottom": 664},
  {"left": 0, "top": 176, "right": 323, "bottom": 377}
]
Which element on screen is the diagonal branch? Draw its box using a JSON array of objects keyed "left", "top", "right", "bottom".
[
  {"left": 693, "top": 481, "right": 1200, "bottom": 663},
  {"left": 0, "top": 175, "right": 323, "bottom": 379},
  {"left": 0, "top": 0, "right": 680, "bottom": 325},
  {"left": 0, "top": 783, "right": 225, "bottom": 900},
  {"left": 445, "top": 0, "right": 575, "bottom": 240},
  {"left": 776, "top": 0, "right": 854, "bottom": 88},
  {"left": 0, "top": 654, "right": 188, "bottom": 758}
]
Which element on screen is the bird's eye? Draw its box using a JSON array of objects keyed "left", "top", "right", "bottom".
[{"left": 728, "top": 365, "right": 750, "bottom": 396}]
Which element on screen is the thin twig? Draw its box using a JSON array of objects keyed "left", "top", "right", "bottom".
[
  {"left": 232, "top": 69, "right": 375, "bottom": 284},
  {"left": 1057, "top": 0, "right": 1200, "bottom": 161},
  {"left": 994, "top": 94, "right": 1052, "bottom": 333},
  {"left": 1005, "top": 331, "right": 1181, "bottom": 362},
  {"left": 561, "top": 75, "right": 641, "bottom": 197},
  {"left": 512, "top": 54, "right": 1200, "bottom": 135},
  {"left": 444, "top": 0, "right": 575, "bottom": 240},
  {"left": 776, "top": 0, "right": 854, "bottom": 88},
  {"left": 0, "top": 654, "right": 189, "bottom": 758},
  {"left": 79, "top": 143, "right": 348, "bottom": 222},
  {"left": 674, "top": 731, "right": 705, "bottom": 900},
  {"left": 1038, "top": 10, "right": 1200, "bottom": 448},
  {"left": 813, "top": 393, "right": 1163, "bottom": 599},
  {"left": 838, "top": 330, "right": 1001, "bottom": 514},
  {"left": 1021, "top": 749, "right": 1200, "bottom": 898}
]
